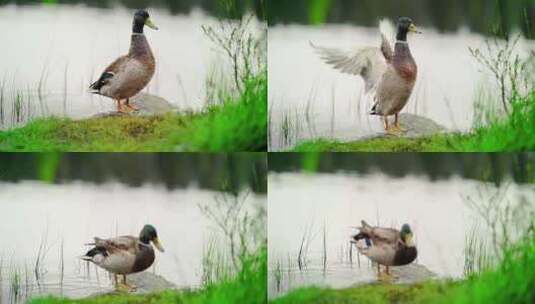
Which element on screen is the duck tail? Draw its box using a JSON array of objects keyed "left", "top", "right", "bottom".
[
  {"left": 352, "top": 232, "right": 369, "bottom": 241},
  {"left": 88, "top": 81, "right": 100, "bottom": 94},
  {"left": 369, "top": 103, "right": 379, "bottom": 115},
  {"left": 80, "top": 255, "right": 93, "bottom": 262},
  {"left": 351, "top": 232, "right": 373, "bottom": 252},
  {"left": 80, "top": 246, "right": 108, "bottom": 261},
  {"left": 89, "top": 72, "right": 114, "bottom": 93},
  {"left": 361, "top": 220, "right": 372, "bottom": 229}
]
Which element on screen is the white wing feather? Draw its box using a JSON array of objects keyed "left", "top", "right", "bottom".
[{"left": 311, "top": 19, "right": 396, "bottom": 94}]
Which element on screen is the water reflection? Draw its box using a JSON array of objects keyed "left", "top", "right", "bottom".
[
  {"left": 0, "top": 181, "right": 266, "bottom": 302},
  {"left": 267, "top": 172, "right": 535, "bottom": 298}
]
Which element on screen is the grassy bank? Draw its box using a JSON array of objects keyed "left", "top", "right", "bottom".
[
  {"left": 272, "top": 233, "right": 535, "bottom": 304},
  {"left": 292, "top": 91, "right": 535, "bottom": 152},
  {"left": 0, "top": 74, "right": 267, "bottom": 152},
  {"left": 32, "top": 246, "right": 267, "bottom": 304}
]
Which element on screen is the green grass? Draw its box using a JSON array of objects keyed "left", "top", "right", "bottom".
[
  {"left": 0, "top": 74, "right": 267, "bottom": 152},
  {"left": 451, "top": 92, "right": 535, "bottom": 151},
  {"left": 181, "top": 73, "right": 267, "bottom": 152},
  {"left": 271, "top": 281, "right": 457, "bottom": 304},
  {"left": 272, "top": 233, "right": 535, "bottom": 304},
  {"left": 291, "top": 134, "right": 462, "bottom": 152},
  {"left": 31, "top": 246, "right": 267, "bottom": 304},
  {"left": 292, "top": 91, "right": 535, "bottom": 152}
]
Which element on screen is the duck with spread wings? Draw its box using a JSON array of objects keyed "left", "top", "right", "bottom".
[{"left": 312, "top": 17, "right": 421, "bottom": 134}]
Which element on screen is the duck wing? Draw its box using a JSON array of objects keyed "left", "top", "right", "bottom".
[
  {"left": 359, "top": 220, "right": 401, "bottom": 245},
  {"left": 310, "top": 19, "right": 396, "bottom": 94},
  {"left": 369, "top": 227, "right": 402, "bottom": 245},
  {"left": 93, "top": 235, "right": 139, "bottom": 254},
  {"left": 380, "top": 33, "right": 393, "bottom": 64},
  {"left": 311, "top": 43, "right": 387, "bottom": 93},
  {"left": 378, "top": 19, "right": 395, "bottom": 64},
  {"left": 89, "top": 55, "right": 129, "bottom": 92}
]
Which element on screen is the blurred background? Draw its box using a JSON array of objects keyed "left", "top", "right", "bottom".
[
  {"left": 268, "top": 153, "right": 535, "bottom": 185},
  {"left": 0, "top": 153, "right": 266, "bottom": 303},
  {"left": 0, "top": 153, "right": 267, "bottom": 193},
  {"left": 0, "top": 0, "right": 264, "bottom": 129},
  {"left": 268, "top": 0, "right": 535, "bottom": 150},
  {"left": 268, "top": 153, "right": 535, "bottom": 298},
  {"left": 0, "top": 0, "right": 264, "bottom": 19},
  {"left": 268, "top": 0, "right": 535, "bottom": 38}
]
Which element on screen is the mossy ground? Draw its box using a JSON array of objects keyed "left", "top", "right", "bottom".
[
  {"left": 0, "top": 74, "right": 267, "bottom": 152},
  {"left": 292, "top": 134, "right": 462, "bottom": 152},
  {"left": 271, "top": 281, "right": 457, "bottom": 304},
  {"left": 292, "top": 91, "right": 535, "bottom": 152},
  {"left": 0, "top": 114, "right": 191, "bottom": 152}
]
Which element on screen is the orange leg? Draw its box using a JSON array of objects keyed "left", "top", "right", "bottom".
[
  {"left": 383, "top": 116, "right": 398, "bottom": 135},
  {"left": 393, "top": 114, "right": 407, "bottom": 132},
  {"left": 125, "top": 98, "right": 140, "bottom": 111},
  {"left": 383, "top": 116, "right": 389, "bottom": 131}
]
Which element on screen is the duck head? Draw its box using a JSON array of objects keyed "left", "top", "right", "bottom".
[
  {"left": 400, "top": 223, "right": 415, "bottom": 247},
  {"left": 396, "top": 17, "right": 421, "bottom": 41},
  {"left": 133, "top": 9, "right": 159, "bottom": 34},
  {"left": 139, "top": 224, "right": 165, "bottom": 252}
]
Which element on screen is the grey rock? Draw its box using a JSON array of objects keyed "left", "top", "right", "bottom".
[
  {"left": 389, "top": 263, "right": 437, "bottom": 284},
  {"left": 90, "top": 93, "right": 177, "bottom": 118},
  {"left": 88, "top": 272, "right": 177, "bottom": 297},
  {"left": 376, "top": 113, "right": 447, "bottom": 138}
]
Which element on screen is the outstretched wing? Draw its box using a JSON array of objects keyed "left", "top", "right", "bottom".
[
  {"left": 310, "top": 19, "right": 396, "bottom": 93},
  {"left": 379, "top": 19, "right": 395, "bottom": 63},
  {"left": 380, "top": 33, "right": 393, "bottom": 63},
  {"left": 310, "top": 43, "right": 387, "bottom": 93}
]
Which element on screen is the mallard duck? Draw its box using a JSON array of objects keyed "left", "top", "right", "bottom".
[
  {"left": 352, "top": 221, "right": 417, "bottom": 280},
  {"left": 89, "top": 9, "right": 158, "bottom": 113},
  {"left": 312, "top": 17, "right": 421, "bottom": 134},
  {"left": 81, "top": 224, "right": 165, "bottom": 290}
]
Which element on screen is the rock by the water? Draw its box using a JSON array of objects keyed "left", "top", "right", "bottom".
[
  {"left": 88, "top": 272, "right": 176, "bottom": 297},
  {"left": 396, "top": 113, "right": 447, "bottom": 137},
  {"left": 389, "top": 263, "right": 437, "bottom": 284},
  {"left": 91, "top": 93, "right": 177, "bottom": 118},
  {"left": 130, "top": 94, "right": 177, "bottom": 116},
  {"left": 359, "top": 113, "right": 446, "bottom": 140},
  {"left": 127, "top": 272, "right": 177, "bottom": 293}
]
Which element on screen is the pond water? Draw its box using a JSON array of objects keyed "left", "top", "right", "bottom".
[
  {"left": 0, "top": 4, "right": 262, "bottom": 129},
  {"left": 267, "top": 172, "right": 534, "bottom": 298},
  {"left": 268, "top": 24, "right": 535, "bottom": 151},
  {"left": 0, "top": 181, "right": 266, "bottom": 303}
]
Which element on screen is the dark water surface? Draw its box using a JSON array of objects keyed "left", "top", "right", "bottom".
[
  {"left": 268, "top": 0, "right": 535, "bottom": 38},
  {"left": 0, "top": 0, "right": 264, "bottom": 18}
]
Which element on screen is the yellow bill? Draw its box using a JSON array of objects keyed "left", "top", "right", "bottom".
[
  {"left": 153, "top": 237, "right": 165, "bottom": 252},
  {"left": 405, "top": 233, "right": 415, "bottom": 246},
  {"left": 145, "top": 18, "right": 159, "bottom": 30},
  {"left": 408, "top": 23, "right": 422, "bottom": 34}
]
